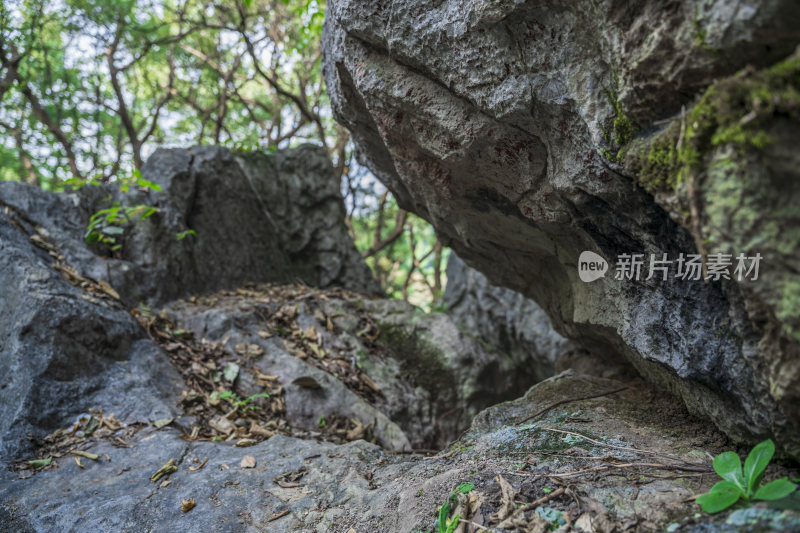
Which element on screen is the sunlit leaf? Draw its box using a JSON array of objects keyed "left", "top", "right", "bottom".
[
  {"left": 744, "top": 439, "right": 774, "bottom": 495},
  {"left": 697, "top": 481, "right": 741, "bottom": 513},
  {"left": 713, "top": 451, "right": 746, "bottom": 493}
]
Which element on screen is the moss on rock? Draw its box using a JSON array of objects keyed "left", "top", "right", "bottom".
[
  {"left": 624, "top": 54, "right": 800, "bottom": 195},
  {"left": 377, "top": 322, "right": 456, "bottom": 400}
]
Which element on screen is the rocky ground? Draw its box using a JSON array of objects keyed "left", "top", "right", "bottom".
[{"left": 4, "top": 365, "right": 799, "bottom": 532}]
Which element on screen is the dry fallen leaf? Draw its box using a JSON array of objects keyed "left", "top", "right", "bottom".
[
  {"left": 346, "top": 420, "right": 365, "bottom": 441},
  {"left": 308, "top": 342, "right": 326, "bottom": 358},
  {"left": 234, "top": 438, "right": 257, "bottom": 447},
  {"left": 360, "top": 374, "right": 382, "bottom": 393},
  {"left": 249, "top": 421, "right": 275, "bottom": 437},
  {"left": 490, "top": 474, "right": 517, "bottom": 523},
  {"left": 188, "top": 458, "right": 209, "bottom": 472},
  {"left": 209, "top": 416, "right": 236, "bottom": 435},
  {"left": 273, "top": 466, "right": 307, "bottom": 488},
  {"left": 97, "top": 279, "right": 120, "bottom": 300},
  {"left": 303, "top": 326, "right": 318, "bottom": 341},
  {"left": 70, "top": 449, "right": 100, "bottom": 461},
  {"left": 74, "top": 456, "right": 84, "bottom": 469},
  {"left": 240, "top": 455, "right": 256, "bottom": 468},
  {"left": 180, "top": 498, "right": 195, "bottom": 512},
  {"left": 150, "top": 459, "right": 177, "bottom": 482}
]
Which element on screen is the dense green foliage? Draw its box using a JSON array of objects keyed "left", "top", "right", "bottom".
[{"left": 0, "top": 0, "right": 446, "bottom": 305}]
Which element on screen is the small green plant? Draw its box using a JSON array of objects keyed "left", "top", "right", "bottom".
[
  {"left": 85, "top": 201, "right": 159, "bottom": 251},
  {"left": 84, "top": 169, "right": 162, "bottom": 251},
  {"left": 219, "top": 390, "right": 270, "bottom": 412},
  {"left": 317, "top": 415, "right": 327, "bottom": 428},
  {"left": 696, "top": 439, "right": 796, "bottom": 513},
  {"left": 116, "top": 169, "right": 162, "bottom": 194},
  {"left": 176, "top": 229, "right": 196, "bottom": 241},
  {"left": 437, "top": 482, "right": 474, "bottom": 533}
]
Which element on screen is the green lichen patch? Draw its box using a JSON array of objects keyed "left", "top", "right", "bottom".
[
  {"left": 623, "top": 54, "right": 800, "bottom": 195},
  {"left": 601, "top": 83, "right": 636, "bottom": 162}
]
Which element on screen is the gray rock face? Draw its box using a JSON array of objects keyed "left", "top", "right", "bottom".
[
  {"left": 0, "top": 144, "right": 380, "bottom": 462},
  {"left": 322, "top": 0, "right": 800, "bottom": 453},
  {"left": 0, "top": 145, "right": 378, "bottom": 308},
  {"left": 444, "top": 253, "right": 574, "bottom": 383},
  {"left": 0, "top": 202, "right": 183, "bottom": 462},
  {"left": 2, "top": 143, "right": 796, "bottom": 530}
]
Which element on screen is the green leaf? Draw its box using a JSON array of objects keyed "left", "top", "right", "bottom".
[
  {"left": 697, "top": 481, "right": 741, "bottom": 513},
  {"left": 754, "top": 478, "right": 797, "bottom": 501},
  {"left": 28, "top": 457, "right": 53, "bottom": 468},
  {"left": 176, "top": 229, "right": 197, "bottom": 241},
  {"left": 744, "top": 439, "right": 774, "bottom": 495},
  {"left": 438, "top": 498, "right": 450, "bottom": 533},
  {"left": 454, "top": 482, "right": 474, "bottom": 494},
  {"left": 444, "top": 513, "right": 461, "bottom": 533},
  {"left": 102, "top": 226, "right": 124, "bottom": 235},
  {"left": 713, "top": 451, "right": 746, "bottom": 493}
]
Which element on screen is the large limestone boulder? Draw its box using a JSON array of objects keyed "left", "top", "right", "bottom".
[{"left": 322, "top": 0, "right": 800, "bottom": 454}]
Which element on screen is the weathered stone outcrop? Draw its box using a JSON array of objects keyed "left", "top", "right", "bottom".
[
  {"left": 1, "top": 142, "right": 586, "bottom": 531},
  {"left": 1, "top": 145, "right": 378, "bottom": 308},
  {"left": 2, "top": 143, "right": 797, "bottom": 531},
  {"left": 444, "top": 253, "right": 574, "bottom": 383},
  {"left": 0, "top": 144, "right": 518, "bottom": 461},
  {"left": 322, "top": 0, "right": 800, "bottom": 454}
]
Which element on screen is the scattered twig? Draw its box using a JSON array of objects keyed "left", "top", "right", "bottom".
[
  {"left": 267, "top": 509, "right": 290, "bottom": 522},
  {"left": 515, "top": 387, "right": 628, "bottom": 426},
  {"left": 536, "top": 427, "right": 711, "bottom": 468},
  {"left": 459, "top": 518, "right": 497, "bottom": 532},
  {"left": 387, "top": 448, "right": 439, "bottom": 456},
  {"left": 521, "top": 461, "right": 710, "bottom": 480},
  {"left": 518, "top": 486, "right": 566, "bottom": 512},
  {"left": 425, "top": 447, "right": 459, "bottom": 461}
]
